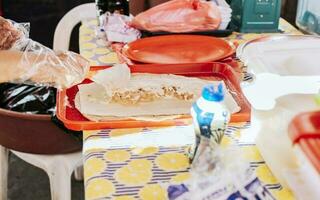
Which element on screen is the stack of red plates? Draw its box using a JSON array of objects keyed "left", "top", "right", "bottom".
[{"left": 289, "top": 111, "right": 320, "bottom": 173}]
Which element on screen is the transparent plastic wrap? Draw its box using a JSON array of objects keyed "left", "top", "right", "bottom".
[
  {"left": 0, "top": 17, "right": 90, "bottom": 89},
  {"left": 167, "top": 144, "right": 276, "bottom": 200},
  {"left": 131, "top": 0, "right": 222, "bottom": 33},
  {"left": 0, "top": 16, "right": 29, "bottom": 50}
]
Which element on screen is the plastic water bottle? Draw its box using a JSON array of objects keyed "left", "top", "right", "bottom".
[{"left": 189, "top": 83, "right": 231, "bottom": 163}]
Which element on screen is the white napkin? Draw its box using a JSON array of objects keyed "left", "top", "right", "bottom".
[{"left": 102, "top": 13, "right": 141, "bottom": 43}]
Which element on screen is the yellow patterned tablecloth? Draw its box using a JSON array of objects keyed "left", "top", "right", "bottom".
[{"left": 79, "top": 19, "right": 299, "bottom": 200}]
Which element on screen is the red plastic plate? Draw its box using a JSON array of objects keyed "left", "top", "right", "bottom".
[{"left": 122, "top": 35, "right": 236, "bottom": 64}]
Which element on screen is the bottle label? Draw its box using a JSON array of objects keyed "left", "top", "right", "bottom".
[
  {"left": 192, "top": 102, "right": 228, "bottom": 144},
  {"left": 189, "top": 101, "right": 230, "bottom": 162}
]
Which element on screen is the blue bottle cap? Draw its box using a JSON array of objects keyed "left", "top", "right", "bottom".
[{"left": 202, "top": 83, "right": 224, "bottom": 102}]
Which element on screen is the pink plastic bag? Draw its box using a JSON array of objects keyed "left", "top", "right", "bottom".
[{"left": 131, "top": 0, "right": 221, "bottom": 33}]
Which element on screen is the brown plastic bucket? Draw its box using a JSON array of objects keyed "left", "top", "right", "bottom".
[{"left": 0, "top": 108, "right": 81, "bottom": 154}]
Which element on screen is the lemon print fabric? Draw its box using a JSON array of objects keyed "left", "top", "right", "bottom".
[
  {"left": 89, "top": 60, "right": 100, "bottom": 66},
  {"left": 87, "top": 19, "right": 98, "bottom": 26},
  {"left": 94, "top": 48, "right": 111, "bottom": 55},
  {"left": 115, "top": 159, "right": 153, "bottom": 186},
  {"left": 83, "top": 130, "right": 100, "bottom": 141},
  {"left": 129, "top": 159, "right": 153, "bottom": 170},
  {"left": 81, "top": 50, "right": 95, "bottom": 59},
  {"left": 80, "top": 26, "right": 94, "bottom": 35},
  {"left": 139, "top": 184, "right": 167, "bottom": 200},
  {"left": 256, "top": 165, "right": 278, "bottom": 185},
  {"left": 84, "top": 158, "right": 106, "bottom": 180},
  {"left": 220, "top": 135, "right": 232, "bottom": 147},
  {"left": 98, "top": 53, "right": 119, "bottom": 64},
  {"left": 109, "top": 128, "right": 144, "bottom": 138},
  {"left": 80, "top": 35, "right": 93, "bottom": 43},
  {"left": 241, "top": 146, "right": 264, "bottom": 162},
  {"left": 171, "top": 172, "right": 191, "bottom": 184},
  {"left": 155, "top": 153, "right": 189, "bottom": 171},
  {"left": 81, "top": 42, "right": 97, "bottom": 50},
  {"left": 114, "top": 196, "right": 136, "bottom": 200},
  {"left": 104, "top": 149, "right": 130, "bottom": 163},
  {"left": 86, "top": 179, "right": 115, "bottom": 200},
  {"left": 271, "top": 188, "right": 295, "bottom": 200},
  {"left": 132, "top": 147, "right": 159, "bottom": 155}
]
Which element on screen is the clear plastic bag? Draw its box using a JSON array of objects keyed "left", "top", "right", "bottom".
[
  {"left": 0, "top": 16, "right": 29, "bottom": 50},
  {"left": 167, "top": 144, "right": 276, "bottom": 200},
  {"left": 131, "top": 0, "right": 222, "bottom": 33},
  {"left": 0, "top": 17, "right": 89, "bottom": 89}
]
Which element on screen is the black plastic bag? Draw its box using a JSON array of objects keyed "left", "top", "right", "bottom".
[
  {"left": 0, "top": 83, "right": 56, "bottom": 114},
  {"left": 0, "top": 83, "right": 83, "bottom": 141}
]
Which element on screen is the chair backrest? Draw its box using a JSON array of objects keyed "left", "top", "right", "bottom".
[{"left": 53, "top": 3, "right": 96, "bottom": 51}]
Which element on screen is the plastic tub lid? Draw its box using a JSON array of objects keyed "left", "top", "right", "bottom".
[{"left": 237, "top": 35, "right": 320, "bottom": 76}]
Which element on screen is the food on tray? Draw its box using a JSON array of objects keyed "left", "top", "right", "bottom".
[
  {"left": 0, "top": 16, "right": 23, "bottom": 50},
  {"left": 75, "top": 64, "right": 240, "bottom": 121},
  {"left": 131, "top": 0, "right": 221, "bottom": 33},
  {"left": 104, "top": 73, "right": 213, "bottom": 105}
]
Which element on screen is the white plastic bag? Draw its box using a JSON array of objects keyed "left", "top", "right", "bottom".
[
  {"left": 167, "top": 145, "right": 276, "bottom": 200},
  {"left": 131, "top": 0, "right": 222, "bottom": 33},
  {"left": 101, "top": 13, "right": 141, "bottom": 43}
]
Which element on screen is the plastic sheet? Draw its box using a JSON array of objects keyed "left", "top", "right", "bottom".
[
  {"left": 167, "top": 145, "right": 276, "bottom": 200},
  {"left": 0, "top": 82, "right": 83, "bottom": 141},
  {"left": 0, "top": 16, "right": 29, "bottom": 50},
  {"left": 0, "top": 17, "right": 89, "bottom": 89},
  {"left": 0, "top": 83, "right": 56, "bottom": 115},
  {"left": 131, "top": 0, "right": 222, "bottom": 33}
]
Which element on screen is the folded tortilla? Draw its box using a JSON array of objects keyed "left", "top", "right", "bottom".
[{"left": 75, "top": 64, "right": 241, "bottom": 121}]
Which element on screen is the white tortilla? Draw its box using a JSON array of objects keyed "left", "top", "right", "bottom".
[
  {"left": 91, "top": 63, "right": 131, "bottom": 99},
  {"left": 77, "top": 82, "right": 240, "bottom": 117},
  {"left": 76, "top": 64, "right": 241, "bottom": 121}
]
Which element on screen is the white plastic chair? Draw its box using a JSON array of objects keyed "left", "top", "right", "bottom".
[
  {"left": 0, "top": 3, "right": 96, "bottom": 200},
  {"left": 0, "top": 147, "right": 82, "bottom": 200},
  {"left": 54, "top": 3, "right": 96, "bottom": 51}
]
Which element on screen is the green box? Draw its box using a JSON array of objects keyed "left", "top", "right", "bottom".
[{"left": 229, "top": 0, "right": 282, "bottom": 33}]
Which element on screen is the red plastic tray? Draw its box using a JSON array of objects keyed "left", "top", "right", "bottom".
[
  {"left": 289, "top": 111, "right": 320, "bottom": 173},
  {"left": 57, "top": 62, "right": 250, "bottom": 130}
]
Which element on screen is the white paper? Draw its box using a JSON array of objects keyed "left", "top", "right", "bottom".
[{"left": 83, "top": 125, "right": 195, "bottom": 152}]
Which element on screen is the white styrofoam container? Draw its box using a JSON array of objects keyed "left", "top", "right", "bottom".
[{"left": 238, "top": 35, "right": 320, "bottom": 199}]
